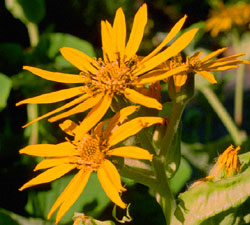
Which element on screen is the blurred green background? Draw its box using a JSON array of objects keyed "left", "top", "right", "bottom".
[{"left": 1, "top": 0, "right": 250, "bottom": 224}]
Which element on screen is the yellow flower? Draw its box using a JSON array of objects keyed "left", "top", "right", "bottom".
[
  {"left": 163, "top": 48, "right": 249, "bottom": 91},
  {"left": 210, "top": 145, "right": 242, "bottom": 178},
  {"left": 16, "top": 3, "right": 198, "bottom": 133},
  {"left": 19, "top": 106, "right": 164, "bottom": 223},
  {"left": 205, "top": 2, "right": 250, "bottom": 37}
]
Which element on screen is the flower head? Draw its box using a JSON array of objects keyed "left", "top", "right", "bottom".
[
  {"left": 205, "top": 2, "right": 250, "bottom": 37},
  {"left": 163, "top": 48, "right": 249, "bottom": 91},
  {"left": 19, "top": 106, "right": 164, "bottom": 223},
  {"left": 16, "top": 4, "right": 198, "bottom": 134},
  {"left": 210, "top": 145, "right": 242, "bottom": 178}
]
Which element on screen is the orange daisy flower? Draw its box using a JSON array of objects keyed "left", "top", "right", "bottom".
[
  {"left": 19, "top": 106, "right": 164, "bottom": 223},
  {"left": 16, "top": 3, "right": 198, "bottom": 135}
]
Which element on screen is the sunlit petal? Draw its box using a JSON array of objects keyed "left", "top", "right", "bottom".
[
  {"left": 108, "top": 146, "right": 153, "bottom": 161},
  {"left": 125, "top": 4, "right": 147, "bottom": 60},
  {"left": 59, "top": 120, "right": 78, "bottom": 136},
  {"left": 23, "top": 66, "right": 86, "bottom": 83},
  {"left": 34, "top": 157, "right": 75, "bottom": 171},
  {"left": 19, "top": 142, "right": 78, "bottom": 157},
  {"left": 19, "top": 164, "right": 76, "bottom": 191},
  {"left": 60, "top": 47, "right": 98, "bottom": 74},
  {"left": 108, "top": 117, "right": 164, "bottom": 146},
  {"left": 196, "top": 70, "right": 217, "bottom": 83},
  {"left": 200, "top": 48, "right": 227, "bottom": 63},
  {"left": 97, "top": 167, "right": 126, "bottom": 209},
  {"left": 135, "top": 28, "right": 199, "bottom": 75},
  {"left": 75, "top": 94, "right": 112, "bottom": 141},
  {"left": 48, "top": 94, "right": 103, "bottom": 122},
  {"left": 124, "top": 88, "right": 162, "bottom": 110},
  {"left": 22, "top": 94, "right": 89, "bottom": 128},
  {"left": 142, "top": 14, "right": 187, "bottom": 63},
  {"left": 16, "top": 87, "right": 82, "bottom": 106}
]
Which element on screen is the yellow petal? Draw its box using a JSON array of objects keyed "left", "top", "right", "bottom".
[
  {"left": 94, "top": 121, "right": 107, "bottom": 137},
  {"left": 97, "top": 167, "right": 126, "bottom": 209},
  {"left": 75, "top": 94, "right": 112, "bottom": 141},
  {"left": 196, "top": 70, "right": 217, "bottom": 83},
  {"left": 142, "top": 14, "right": 187, "bottom": 63},
  {"left": 19, "top": 142, "right": 78, "bottom": 157},
  {"left": 101, "top": 20, "right": 116, "bottom": 62},
  {"left": 19, "top": 164, "right": 76, "bottom": 191},
  {"left": 124, "top": 88, "right": 162, "bottom": 110},
  {"left": 47, "top": 169, "right": 91, "bottom": 221},
  {"left": 108, "top": 146, "right": 153, "bottom": 161},
  {"left": 59, "top": 120, "right": 78, "bottom": 136},
  {"left": 205, "top": 60, "right": 249, "bottom": 69},
  {"left": 23, "top": 66, "right": 86, "bottom": 83},
  {"left": 60, "top": 47, "right": 98, "bottom": 74},
  {"left": 55, "top": 170, "right": 91, "bottom": 224},
  {"left": 48, "top": 94, "right": 103, "bottom": 122},
  {"left": 108, "top": 117, "right": 164, "bottom": 147},
  {"left": 125, "top": 4, "right": 147, "bottom": 60},
  {"left": 213, "top": 53, "right": 245, "bottom": 62},
  {"left": 103, "top": 105, "right": 139, "bottom": 138},
  {"left": 34, "top": 157, "right": 74, "bottom": 171},
  {"left": 137, "top": 65, "right": 188, "bottom": 85},
  {"left": 208, "top": 65, "right": 239, "bottom": 71},
  {"left": 113, "top": 7, "right": 126, "bottom": 59},
  {"left": 200, "top": 48, "right": 227, "bottom": 63},
  {"left": 22, "top": 94, "right": 89, "bottom": 128},
  {"left": 102, "top": 160, "right": 126, "bottom": 192},
  {"left": 16, "top": 87, "right": 82, "bottom": 106},
  {"left": 135, "top": 28, "right": 199, "bottom": 75}
]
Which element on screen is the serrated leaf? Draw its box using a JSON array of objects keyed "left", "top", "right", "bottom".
[
  {"left": 0, "top": 73, "right": 12, "bottom": 111},
  {"left": 5, "top": 0, "right": 45, "bottom": 24},
  {"left": 172, "top": 165, "right": 250, "bottom": 225}
]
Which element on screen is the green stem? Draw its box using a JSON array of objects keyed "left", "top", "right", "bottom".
[
  {"left": 27, "top": 104, "right": 38, "bottom": 145},
  {"left": 200, "top": 86, "right": 242, "bottom": 146},
  {"left": 234, "top": 62, "right": 245, "bottom": 127},
  {"left": 26, "top": 22, "right": 39, "bottom": 47}
]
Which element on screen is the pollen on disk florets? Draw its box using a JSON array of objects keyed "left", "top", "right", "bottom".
[
  {"left": 81, "top": 56, "right": 139, "bottom": 95},
  {"left": 76, "top": 134, "right": 105, "bottom": 170}
]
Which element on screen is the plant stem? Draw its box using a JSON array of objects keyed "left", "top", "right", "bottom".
[
  {"left": 26, "top": 22, "right": 39, "bottom": 47},
  {"left": 200, "top": 86, "right": 243, "bottom": 146}
]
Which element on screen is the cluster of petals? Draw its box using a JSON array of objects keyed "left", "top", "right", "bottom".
[
  {"left": 19, "top": 106, "right": 164, "bottom": 223},
  {"left": 16, "top": 3, "right": 198, "bottom": 134}
]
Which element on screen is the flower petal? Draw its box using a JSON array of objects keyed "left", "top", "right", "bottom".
[
  {"left": 200, "top": 48, "right": 227, "bottom": 63},
  {"left": 124, "top": 88, "right": 162, "bottom": 110},
  {"left": 48, "top": 94, "right": 103, "bottom": 122},
  {"left": 55, "top": 170, "right": 91, "bottom": 224},
  {"left": 23, "top": 66, "right": 86, "bottom": 83},
  {"left": 208, "top": 65, "right": 239, "bottom": 71},
  {"left": 19, "top": 164, "right": 76, "bottom": 191},
  {"left": 196, "top": 70, "right": 217, "bottom": 83},
  {"left": 19, "top": 142, "right": 78, "bottom": 157},
  {"left": 113, "top": 7, "right": 126, "bottom": 59},
  {"left": 102, "top": 160, "right": 126, "bottom": 192},
  {"left": 59, "top": 120, "right": 78, "bottom": 136},
  {"left": 108, "top": 146, "right": 153, "bottom": 161},
  {"left": 60, "top": 47, "right": 98, "bottom": 74},
  {"left": 22, "top": 94, "right": 89, "bottom": 128},
  {"left": 134, "top": 28, "right": 199, "bottom": 75},
  {"left": 75, "top": 94, "right": 112, "bottom": 141},
  {"left": 125, "top": 4, "right": 147, "bottom": 60},
  {"left": 142, "top": 14, "right": 187, "bottom": 63},
  {"left": 103, "top": 105, "right": 139, "bottom": 138},
  {"left": 137, "top": 65, "right": 188, "bottom": 84},
  {"left": 34, "top": 157, "right": 75, "bottom": 171},
  {"left": 108, "top": 117, "right": 164, "bottom": 147},
  {"left": 16, "top": 87, "right": 82, "bottom": 106},
  {"left": 97, "top": 166, "right": 126, "bottom": 209},
  {"left": 212, "top": 53, "right": 245, "bottom": 62}
]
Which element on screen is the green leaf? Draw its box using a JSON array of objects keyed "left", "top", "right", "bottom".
[
  {"left": 172, "top": 165, "right": 250, "bottom": 225},
  {"left": 5, "top": 0, "right": 45, "bottom": 24},
  {"left": 170, "top": 157, "right": 192, "bottom": 194},
  {"left": 0, "top": 208, "right": 54, "bottom": 225},
  {"left": 73, "top": 212, "right": 116, "bottom": 225},
  {"left": 25, "top": 173, "right": 110, "bottom": 224},
  {"left": 0, "top": 73, "right": 12, "bottom": 111}
]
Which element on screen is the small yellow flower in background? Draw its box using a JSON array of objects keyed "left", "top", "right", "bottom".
[
  {"left": 163, "top": 48, "right": 249, "bottom": 92},
  {"left": 205, "top": 2, "right": 250, "bottom": 37},
  {"left": 19, "top": 106, "right": 164, "bottom": 224},
  {"left": 210, "top": 145, "right": 242, "bottom": 178},
  {"left": 16, "top": 3, "right": 198, "bottom": 134}
]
